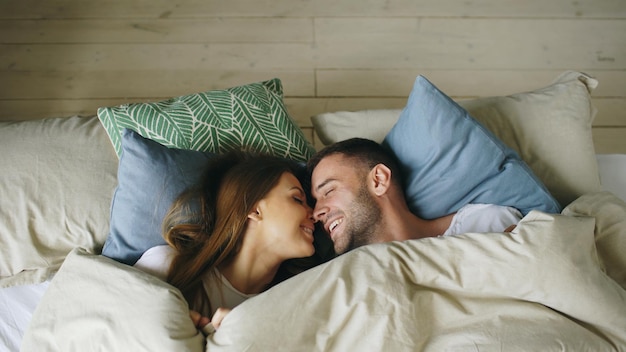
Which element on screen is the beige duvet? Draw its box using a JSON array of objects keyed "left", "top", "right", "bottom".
[{"left": 22, "top": 192, "right": 626, "bottom": 352}]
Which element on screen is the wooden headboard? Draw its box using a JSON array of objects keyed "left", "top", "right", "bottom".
[{"left": 1, "top": 1, "right": 624, "bottom": 153}]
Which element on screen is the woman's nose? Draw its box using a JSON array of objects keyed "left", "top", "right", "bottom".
[{"left": 306, "top": 204, "right": 315, "bottom": 221}]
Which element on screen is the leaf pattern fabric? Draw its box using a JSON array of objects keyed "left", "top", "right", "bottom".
[{"left": 97, "top": 78, "right": 314, "bottom": 161}]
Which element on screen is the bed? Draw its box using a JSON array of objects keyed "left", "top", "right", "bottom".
[{"left": 2, "top": 71, "right": 626, "bottom": 351}]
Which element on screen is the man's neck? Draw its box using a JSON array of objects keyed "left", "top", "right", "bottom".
[{"left": 379, "top": 205, "right": 454, "bottom": 242}]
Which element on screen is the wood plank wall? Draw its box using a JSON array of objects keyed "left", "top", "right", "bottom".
[{"left": 1, "top": 0, "right": 625, "bottom": 153}]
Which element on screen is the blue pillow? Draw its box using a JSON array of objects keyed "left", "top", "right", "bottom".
[
  {"left": 102, "top": 129, "right": 335, "bottom": 266},
  {"left": 382, "top": 76, "right": 561, "bottom": 219},
  {"left": 102, "top": 129, "right": 214, "bottom": 265}
]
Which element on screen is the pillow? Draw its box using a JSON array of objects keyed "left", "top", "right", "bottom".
[
  {"left": 311, "top": 71, "right": 601, "bottom": 208},
  {"left": 313, "top": 109, "right": 401, "bottom": 145},
  {"left": 206, "top": 210, "right": 626, "bottom": 350},
  {"left": 102, "top": 129, "right": 335, "bottom": 267},
  {"left": 97, "top": 78, "right": 314, "bottom": 161},
  {"left": 102, "top": 129, "right": 214, "bottom": 265},
  {"left": 381, "top": 75, "right": 561, "bottom": 219},
  {"left": 0, "top": 116, "right": 118, "bottom": 288},
  {"left": 21, "top": 248, "right": 205, "bottom": 352}
]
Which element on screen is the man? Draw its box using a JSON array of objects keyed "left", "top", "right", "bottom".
[{"left": 307, "top": 138, "right": 521, "bottom": 255}]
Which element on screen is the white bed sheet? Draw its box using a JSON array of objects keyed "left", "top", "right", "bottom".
[
  {"left": 1, "top": 154, "right": 624, "bottom": 352},
  {"left": 0, "top": 281, "right": 49, "bottom": 352},
  {"left": 597, "top": 154, "right": 626, "bottom": 202}
]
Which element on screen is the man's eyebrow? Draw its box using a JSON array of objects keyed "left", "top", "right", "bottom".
[{"left": 314, "top": 178, "right": 336, "bottom": 193}]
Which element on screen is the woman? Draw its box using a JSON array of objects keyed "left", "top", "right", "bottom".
[{"left": 135, "top": 150, "right": 327, "bottom": 333}]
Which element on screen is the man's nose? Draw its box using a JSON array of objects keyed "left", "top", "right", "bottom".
[{"left": 313, "top": 202, "right": 327, "bottom": 222}]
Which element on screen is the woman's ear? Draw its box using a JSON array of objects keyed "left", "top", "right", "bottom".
[
  {"left": 370, "top": 163, "right": 392, "bottom": 196},
  {"left": 248, "top": 207, "right": 262, "bottom": 221}
]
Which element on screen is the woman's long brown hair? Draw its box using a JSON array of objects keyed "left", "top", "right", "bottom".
[{"left": 163, "top": 151, "right": 308, "bottom": 315}]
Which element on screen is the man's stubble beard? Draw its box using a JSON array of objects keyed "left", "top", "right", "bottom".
[{"left": 336, "top": 184, "right": 383, "bottom": 254}]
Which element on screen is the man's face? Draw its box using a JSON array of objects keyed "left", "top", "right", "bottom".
[{"left": 310, "top": 154, "right": 382, "bottom": 254}]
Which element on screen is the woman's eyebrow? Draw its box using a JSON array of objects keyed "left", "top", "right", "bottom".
[{"left": 290, "top": 186, "right": 305, "bottom": 195}]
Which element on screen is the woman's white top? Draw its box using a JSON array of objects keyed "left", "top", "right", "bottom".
[
  {"left": 442, "top": 204, "right": 523, "bottom": 237},
  {"left": 134, "top": 245, "right": 256, "bottom": 315}
]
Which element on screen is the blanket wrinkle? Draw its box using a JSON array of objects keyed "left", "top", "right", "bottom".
[{"left": 18, "top": 193, "right": 626, "bottom": 351}]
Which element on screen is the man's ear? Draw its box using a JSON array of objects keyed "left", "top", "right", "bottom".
[{"left": 369, "top": 163, "right": 392, "bottom": 196}]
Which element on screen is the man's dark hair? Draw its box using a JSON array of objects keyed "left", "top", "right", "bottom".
[{"left": 307, "top": 138, "right": 405, "bottom": 189}]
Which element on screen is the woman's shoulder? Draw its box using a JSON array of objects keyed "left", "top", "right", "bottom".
[
  {"left": 133, "top": 245, "right": 175, "bottom": 280},
  {"left": 201, "top": 269, "right": 257, "bottom": 314}
]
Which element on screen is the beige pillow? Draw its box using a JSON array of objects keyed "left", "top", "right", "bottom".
[
  {"left": 311, "top": 71, "right": 601, "bottom": 207},
  {"left": 0, "top": 116, "right": 118, "bottom": 288},
  {"left": 21, "top": 248, "right": 205, "bottom": 351}
]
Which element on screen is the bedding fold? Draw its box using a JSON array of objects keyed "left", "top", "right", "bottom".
[
  {"left": 19, "top": 192, "right": 626, "bottom": 351},
  {"left": 207, "top": 192, "right": 626, "bottom": 351}
]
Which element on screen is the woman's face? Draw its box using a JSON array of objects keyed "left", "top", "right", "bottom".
[{"left": 255, "top": 172, "right": 316, "bottom": 259}]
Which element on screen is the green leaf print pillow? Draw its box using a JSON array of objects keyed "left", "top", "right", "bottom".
[{"left": 97, "top": 78, "right": 314, "bottom": 161}]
